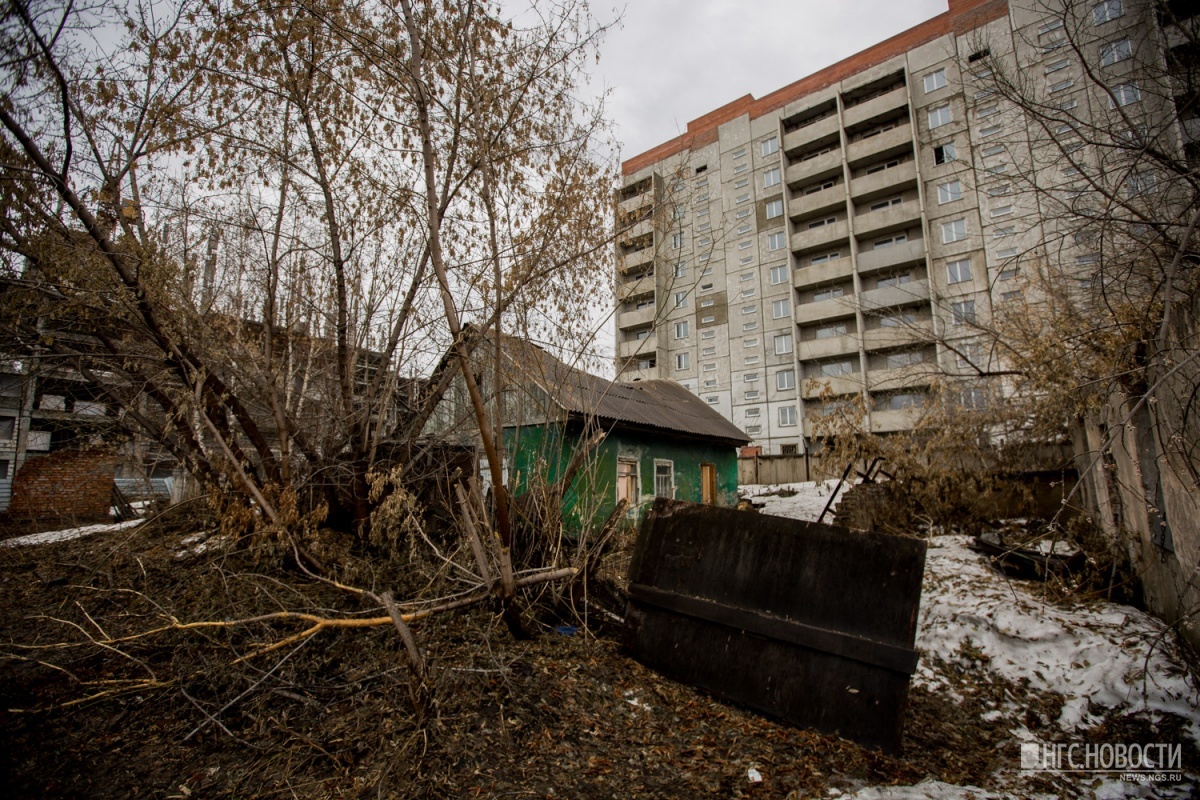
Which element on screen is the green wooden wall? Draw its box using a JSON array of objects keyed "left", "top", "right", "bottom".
[{"left": 503, "top": 422, "right": 740, "bottom": 535}]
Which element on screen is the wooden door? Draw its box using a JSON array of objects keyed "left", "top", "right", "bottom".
[{"left": 701, "top": 463, "right": 717, "bottom": 505}]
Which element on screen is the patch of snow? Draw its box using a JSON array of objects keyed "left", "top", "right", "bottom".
[
  {"left": 0, "top": 519, "right": 143, "bottom": 548},
  {"left": 740, "top": 480, "right": 848, "bottom": 522},
  {"left": 842, "top": 779, "right": 1048, "bottom": 799}
]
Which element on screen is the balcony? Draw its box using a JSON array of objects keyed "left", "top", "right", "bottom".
[
  {"left": 618, "top": 334, "right": 657, "bottom": 360},
  {"left": 617, "top": 304, "right": 657, "bottom": 330},
  {"left": 858, "top": 279, "right": 931, "bottom": 313},
  {"left": 849, "top": 160, "right": 917, "bottom": 201},
  {"left": 845, "top": 121, "right": 914, "bottom": 165},
  {"left": 794, "top": 295, "right": 857, "bottom": 326},
  {"left": 785, "top": 149, "right": 843, "bottom": 189},
  {"left": 801, "top": 373, "right": 862, "bottom": 399},
  {"left": 870, "top": 407, "right": 923, "bottom": 433},
  {"left": 788, "top": 184, "right": 845, "bottom": 221},
  {"left": 619, "top": 365, "right": 660, "bottom": 382},
  {"left": 867, "top": 365, "right": 934, "bottom": 392},
  {"left": 842, "top": 85, "right": 909, "bottom": 130},
  {"left": 853, "top": 200, "right": 921, "bottom": 237},
  {"left": 618, "top": 189, "right": 653, "bottom": 217},
  {"left": 790, "top": 219, "right": 849, "bottom": 255},
  {"left": 783, "top": 115, "right": 841, "bottom": 155},
  {"left": 862, "top": 319, "right": 934, "bottom": 351},
  {"left": 794, "top": 257, "right": 854, "bottom": 288},
  {"left": 855, "top": 239, "right": 925, "bottom": 274},
  {"left": 617, "top": 217, "right": 653, "bottom": 246},
  {"left": 797, "top": 333, "right": 859, "bottom": 361},
  {"left": 618, "top": 245, "right": 654, "bottom": 274},
  {"left": 617, "top": 273, "right": 655, "bottom": 302}
]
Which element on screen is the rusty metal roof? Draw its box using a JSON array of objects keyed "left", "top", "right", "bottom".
[{"left": 498, "top": 336, "right": 750, "bottom": 445}]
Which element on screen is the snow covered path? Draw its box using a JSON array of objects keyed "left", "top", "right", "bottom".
[{"left": 0, "top": 519, "right": 143, "bottom": 547}]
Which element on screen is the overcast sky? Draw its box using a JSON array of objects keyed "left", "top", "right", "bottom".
[{"left": 591, "top": 0, "right": 948, "bottom": 162}]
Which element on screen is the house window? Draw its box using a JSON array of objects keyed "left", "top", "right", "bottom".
[
  {"left": 1045, "top": 58, "right": 1070, "bottom": 74},
  {"left": 928, "top": 105, "right": 952, "bottom": 129},
  {"left": 674, "top": 320, "right": 689, "bottom": 339},
  {"left": 1093, "top": 0, "right": 1121, "bottom": 25},
  {"left": 701, "top": 314, "right": 716, "bottom": 323},
  {"left": 736, "top": 193, "right": 750, "bottom": 204},
  {"left": 777, "top": 369, "right": 796, "bottom": 390},
  {"left": 869, "top": 196, "right": 902, "bottom": 211},
  {"left": 675, "top": 292, "right": 688, "bottom": 308},
  {"left": 735, "top": 178, "right": 750, "bottom": 189},
  {"left": 947, "top": 258, "right": 972, "bottom": 284},
  {"left": 765, "top": 199, "right": 784, "bottom": 219},
  {"left": 745, "top": 407, "right": 761, "bottom": 417},
  {"left": 938, "top": 180, "right": 962, "bottom": 204},
  {"left": 810, "top": 251, "right": 841, "bottom": 264},
  {"left": 675, "top": 353, "right": 690, "bottom": 371},
  {"left": 934, "top": 143, "right": 957, "bottom": 164},
  {"left": 774, "top": 334, "right": 793, "bottom": 355},
  {"left": 761, "top": 136, "right": 779, "bottom": 156},
  {"left": 654, "top": 460, "right": 674, "bottom": 499},
  {"left": 778, "top": 406, "right": 798, "bottom": 426},
  {"left": 743, "top": 321, "right": 759, "bottom": 331},
  {"left": 951, "top": 299, "right": 977, "bottom": 325},
  {"left": 981, "top": 144, "right": 1005, "bottom": 157},
  {"left": 923, "top": 67, "right": 947, "bottom": 93},
  {"left": 942, "top": 218, "right": 967, "bottom": 243},
  {"left": 617, "top": 458, "right": 639, "bottom": 509},
  {"left": 763, "top": 168, "right": 781, "bottom": 188},
  {"left": 744, "top": 338, "right": 758, "bottom": 349},
  {"left": 768, "top": 232, "right": 786, "bottom": 251},
  {"left": 769, "top": 265, "right": 787, "bottom": 285},
  {"left": 772, "top": 298, "right": 790, "bottom": 319},
  {"left": 1100, "top": 38, "right": 1131, "bottom": 66}
]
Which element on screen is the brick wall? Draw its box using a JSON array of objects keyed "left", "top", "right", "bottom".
[{"left": 7, "top": 449, "right": 118, "bottom": 522}]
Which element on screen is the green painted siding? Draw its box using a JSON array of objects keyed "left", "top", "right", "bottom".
[{"left": 503, "top": 422, "right": 740, "bottom": 535}]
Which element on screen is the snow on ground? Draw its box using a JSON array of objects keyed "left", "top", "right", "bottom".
[
  {"left": 0, "top": 519, "right": 143, "bottom": 548},
  {"left": 740, "top": 479, "right": 848, "bottom": 522},
  {"left": 744, "top": 482, "right": 1200, "bottom": 799}
]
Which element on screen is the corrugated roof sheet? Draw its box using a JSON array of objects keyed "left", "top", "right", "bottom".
[{"left": 498, "top": 336, "right": 749, "bottom": 445}]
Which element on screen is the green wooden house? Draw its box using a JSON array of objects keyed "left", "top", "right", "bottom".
[{"left": 425, "top": 334, "right": 749, "bottom": 534}]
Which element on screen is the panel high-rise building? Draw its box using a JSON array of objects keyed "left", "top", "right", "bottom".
[{"left": 613, "top": 0, "right": 1188, "bottom": 454}]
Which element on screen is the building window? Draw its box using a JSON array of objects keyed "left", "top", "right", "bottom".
[
  {"left": 951, "top": 299, "right": 977, "bottom": 325},
  {"left": 675, "top": 353, "right": 690, "bottom": 371},
  {"left": 671, "top": 232, "right": 683, "bottom": 249},
  {"left": 765, "top": 199, "right": 784, "bottom": 219},
  {"left": 815, "top": 323, "right": 847, "bottom": 339},
  {"left": 1093, "top": 0, "right": 1122, "bottom": 25},
  {"left": 674, "top": 291, "right": 688, "bottom": 308},
  {"left": 942, "top": 218, "right": 967, "bottom": 243},
  {"left": 880, "top": 312, "right": 917, "bottom": 328},
  {"left": 957, "top": 342, "right": 983, "bottom": 369},
  {"left": 743, "top": 321, "right": 759, "bottom": 331},
  {"left": 934, "top": 143, "right": 957, "bottom": 164},
  {"left": 706, "top": 396, "right": 719, "bottom": 404},
  {"left": 744, "top": 372, "right": 760, "bottom": 383},
  {"left": 923, "top": 67, "right": 947, "bottom": 93},
  {"left": 1100, "top": 38, "right": 1131, "bottom": 66},
  {"left": 810, "top": 251, "right": 841, "bottom": 264},
  {"left": 762, "top": 136, "right": 779, "bottom": 156},
  {"left": 873, "top": 233, "right": 907, "bottom": 249},
  {"left": 960, "top": 388, "right": 988, "bottom": 410},
  {"left": 700, "top": 298, "right": 715, "bottom": 308},
  {"left": 736, "top": 193, "right": 750, "bottom": 204},
  {"left": 734, "top": 163, "right": 749, "bottom": 175},
  {"left": 877, "top": 272, "right": 912, "bottom": 288},
  {"left": 745, "top": 407, "right": 761, "bottom": 418},
  {"left": 778, "top": 406, "right": 798, "bottom": 427},
  {"left": 812, "top": 286, "right": 843, "bottom": 302},
  {"left": 886, "top": 350, "right": 923, "bottom": 369},
  {"left": 938, "top": 180, "right": 962, "bottom": 204},
  {"left": 947, "top": 258, "right": 972, "bottom": 284},
  {"left": 981, "top": 143, "right": 1005, "bottom": 157},
  {"left": 742, "top": 304, "right": 757, "bottom": 315},
  {"left": 763, "top": 168, "right": 781, "bottom": 188},
  {"left": 928, "top": 105, "right": 952, "bottom": 129},
  {"left": 767, "top": 232, "right": 786, "bottom": 251},
  {"left": 772, "top": 298, "right": 790, "bottom": 318},
  {"left": 1111, "top": 83, "right": 1140, "bottom": 107},
  {"left": 990, "top": 204, "right": 1013, "bottom": 218},
  {"left": 701, "top": 330, "right": 716, "bottom": 339},
  {"left": 774, "top": 333, "right": 793, "bottom": 355},
  {"left": 617, "top": 458, "right": 639, "bottom": 508},
  {"left": 674, "top": 320, "right": 689, "bottom": 339},
  {"left": 1045, "top": 58, "right": 1070, "bottom": 74},
  {"left": 869, "top": 196, "right": 903, "bottom": 211},
  {"left": 768, "top": 266, "right": 787, "bottom": 286},
  {"left": 977, "top": 103, "right": 1000, "bottom": 118},
  {"left": 702, "top": 362, "right": 717, "bottom": 372},
  {"left": 743, "top": 338, "right": 758, "bottom": 350},
  {"left": 777, "top": 369, "right": 796, "bottom": 390},
  {"left": 1047, "top": 79, "right": 1074, "bottom": 95},
  {"left": 735, "top": 178, "right": 750, "bottom": 190},
  {"left": 673, "top": 262, "right": 687, "bottom": 278},
  {"left": 654, "top": 460, "right": 674, "bottom": 499}
]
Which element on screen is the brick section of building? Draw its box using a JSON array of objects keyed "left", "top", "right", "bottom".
[{"left": 7, "top": 449, "right": 118, "bottom": 522}]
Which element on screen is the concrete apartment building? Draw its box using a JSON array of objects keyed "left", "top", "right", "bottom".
[{"left": 613, "top": 0, "right": 1176, "bottom": 454}]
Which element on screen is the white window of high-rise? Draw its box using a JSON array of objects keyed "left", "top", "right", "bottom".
[
  {"left": 1093, "top": 0, "right": 1122, "bottom": 25},
  {"left": 777, "top": 369, "right": 796, "bottom": 390},
  {"left": 770, "top": 266, "right": 787, "bottom": 286},
  {"left": 767, "top": 232, "right": 786, "bottom": 251},
  {"left": 743, "top": 305, "right": 758, "bottom": 315},
  {"left": 937, "top": 180, "right": 962, "bottom": 204},
  {"left": 673, "top": 262, "right": 687, "bottom": 278},
  {"left": 736, "top": 193, "right": 751, "bottom": 204},
  {"left": 778, "top": 406, "right": 798, "bottom": 427},
  {"left": 675, "top": 353, "right": 690, "bottom": 371},
  {"left": 820, "top": 360, "right": 855, "bottom": 376},
  {"left": 1100, "top": 38, "right": 1131, "bottom": 66},
  {"left": 671, "top": 232, "right": 683, "bottom": 249},
  {"left": 990, "top": 204, "right": 1013, "bottom": 218},
  {"left": 942, "top": 218, "right": 967, "bottom": 243},
  {"left": 928, "top": 105, "right": 952, "bottom": 129},
  {"left": 761, "top": 136, "right": 779, "bottom": 156},
  {"left": 934, "top": 142, "right": 956, "bottom": 164},
  {"left": 923, "top": 67, "right": 947, "bottom": 94},
  {"left": 744, "top": 372, "right": 760, "bottom": 383},
  {"left": 674, "top": 320, "right": 689, "bottom": 339},
  {"left": 813, "top": 286, "right": 843, "bottom": 302},
  {"left": 774, "top": 334, "right": 793, "bottom": 355},
  {"left": 946, "top": 258, "right": 972, "bottom": 284},
  {"left": 671, "top": 205, "right": 685, "bottom": 220},
  {"left": 1111, "top": 83, "right": 1140, "bottom": 107},
  {"left": 763, "top": 168, "right": 781, "bottom": 188},
  {"left": 765, "top": 199, "right": 784, "bottom": 219},
  {"left": 674, "top": 291, "right": 688, "bottom": 308},
  {"left": 951, "top": 299, "right": 977, "bottom": 325},
  {"left": 815, "top": 323, "right": 847, "bottom": 339}
]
